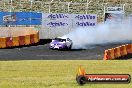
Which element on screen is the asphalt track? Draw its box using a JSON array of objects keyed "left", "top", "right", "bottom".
[{"left": 0, "top": 39, "right": 132, "bottom": 60}]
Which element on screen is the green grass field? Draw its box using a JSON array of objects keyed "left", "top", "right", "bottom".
[{"left": 0, "top": 60, "right": 131, "bottom": 88}]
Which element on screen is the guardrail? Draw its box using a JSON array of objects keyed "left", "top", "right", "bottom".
[{"left": 103, "top": 44, "right": 132, "bottom": 60}]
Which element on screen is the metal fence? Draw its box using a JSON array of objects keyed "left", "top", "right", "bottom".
[{"left": 0, "top": 0, "right": 132, "bottom": 22}]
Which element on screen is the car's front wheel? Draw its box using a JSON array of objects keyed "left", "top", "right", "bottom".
[{"left": 69, "top": 43, "right": 72, "bottom": 49}]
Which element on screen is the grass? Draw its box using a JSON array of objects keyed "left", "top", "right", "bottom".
[{"left": 0, "top": 60, "right": 131, "bottom": 88}]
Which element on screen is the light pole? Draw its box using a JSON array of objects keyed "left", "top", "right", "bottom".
[
  {"left": 103, "top": 3, "right": 107, "bottom": 23},
  {"left": 49, "top": 0, "right": 54, "bottom": 13},
  {"left": 9, "top": 0, "right": 13, "bottom": 40},
  {"left": 123, "top": 4, "right": 125, "bottom": 14},
  {"left": 49, "top": 3, "right": 51, "bottom": 13},
  {"left": 68, "top": 1, "right": 72, "bottom": 13},
  {"left": 86, "top": 0, "right": 92, "bottom": 14},
  {"left": 86, "top": 0, "right": 88, "bottom": 14},
  {"left": 30, "top": 0, "right": 33, "bottom": 11},
  {"left": 19, "top": 0, "right": 22, "bottom": 12},
  {"left": 30, "top": 0, "right": 33, "bottom": 27},
  {"left": 10, "top": 0, "right": 12, "bottom": 12}
]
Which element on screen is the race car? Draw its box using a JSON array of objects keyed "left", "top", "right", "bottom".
[{"left": 50, "top": 37, "right": 73, "bottom": 50}]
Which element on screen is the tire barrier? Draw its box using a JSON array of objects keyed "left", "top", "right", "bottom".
[
  {"left": 104, "top": 49, "right": 114, "bottom": 60},
  {"left": 0, "top": 37, "right": 6, "bottom": 48},
  {"left": 34, "top": 32, "right": 39, "bottom": 43},
  {"left": 114, "top": 47, "right": 121, "bottom": 58},
  {"left": 0, "top": 27, "right": 39, "bottom": 48},
  {"left": 109, "top": 48, "right": 115, "bottom": 60},
  {"left": 12, "top": 37, "right": 19, "bottom": 46},
  {"left": 126, "top": 44, "right": 132, "bottom": 54},
  {"left": 104, "top": 44, "right": 132, "bottom": 60},
  {"left": 120, "top": 45, "right": 127, "bottom": 57},
  {"left": 19, "top": 36, "right": 25, "bottom": 46},
  {"left": 25, "top": 35, "right": 30, "bottom": 45},
  {"left": 30, "top": 34, "right": 35, "bottom": 44},
  {"left": 6, "top": 37, "right": 13, "bottom": 47}
]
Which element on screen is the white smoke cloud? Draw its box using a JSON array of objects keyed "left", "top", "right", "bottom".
[{"left": 63, "top": 18, "right": 132, "bottom": 49}]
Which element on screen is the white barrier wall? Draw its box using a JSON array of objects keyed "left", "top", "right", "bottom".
[{"left": 40, "top": 13, "right": 97, "bottom": 39}]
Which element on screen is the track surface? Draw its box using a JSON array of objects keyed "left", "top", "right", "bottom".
[{"left": 0, "top": 40, "right": 132, "bottom": 60}]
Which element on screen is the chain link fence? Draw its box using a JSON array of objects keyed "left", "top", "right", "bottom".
[{"left": 0, "top": 0, "right": 132, "bottom": 22}]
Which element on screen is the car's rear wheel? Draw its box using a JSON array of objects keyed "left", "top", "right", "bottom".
[{"left": 69, "top": 44, "right": 72, "bottom": 49}]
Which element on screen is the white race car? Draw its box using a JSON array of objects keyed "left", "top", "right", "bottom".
[{"left": 50, "top": 37, "right": 73, "bottom": 50}]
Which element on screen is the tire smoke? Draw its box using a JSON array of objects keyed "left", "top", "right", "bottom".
[{"left": 64, "top": 19, "right": 132, "bottom": 49}]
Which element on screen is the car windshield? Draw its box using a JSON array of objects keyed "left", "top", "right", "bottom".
[{"left": 54, "top": 38, "right": 66, "bottom": 42}]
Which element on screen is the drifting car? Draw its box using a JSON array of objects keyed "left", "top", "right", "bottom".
[{"left": 50, "top": 37, "right": 73, "bottom": 50}]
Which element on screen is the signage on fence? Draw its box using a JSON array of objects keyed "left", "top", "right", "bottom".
[
  {"left": 73, "top": 14, "right": 97, "bottom": 27},
  {"left": 0, "top": 12, "right": 42, "bottom": 25},
  {"left": 41, "top": 13, "right": 97, "bottom": 39},
  {"left": 42, "top": 13, "right": 97, "bottom": 29},
  {"left": 42, "top": 13, "right": 71, "bottom": 29},
  {"left": 106, "top": 7, "right": 124, "bottom": 14},
  {"left": 104, "top": 7, "right": 124, "bottom": 23}
]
